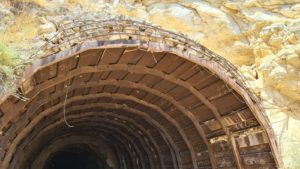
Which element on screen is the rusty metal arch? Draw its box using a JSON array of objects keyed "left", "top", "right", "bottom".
[
  {"left": 22, "top": 77, "right": 216, "bottom": 166},
  {"left": 7, "top": 101, "right": 186, "bottom": 169},
  {"left": 17, "top": 112, "right": 174, "bottom": 169},
  {"left": 35, "top": 116, "right": 162, "bottom": 169},
  {"left": 0, "top": 18, "right": 282, "bottom": 169},
  {"left": 17, "top": 119, "right": 150, "bottom": 169}
]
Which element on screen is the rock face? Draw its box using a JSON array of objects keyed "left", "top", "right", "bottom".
[{"left": 1, "top": 0, "right": 300, "bottom": 168}]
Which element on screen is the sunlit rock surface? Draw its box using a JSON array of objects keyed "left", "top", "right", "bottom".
[{"left": 0, "top": 0, "right": 300, "bottom": 168}]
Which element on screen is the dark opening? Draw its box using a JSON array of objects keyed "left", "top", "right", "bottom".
[{"left": 44, "top": 144, "right": 107, "bottom": 169}]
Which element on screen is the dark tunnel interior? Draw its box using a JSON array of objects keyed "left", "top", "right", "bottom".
[{"left": 44, "top": 144, "right": 106, "bottom": 169}]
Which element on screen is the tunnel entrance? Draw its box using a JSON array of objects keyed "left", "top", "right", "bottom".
[
  {"left": 0, "top": 18, "right": 282, "bottom": 169},
  {"left": 44, "top": 144, "right": 104, "bottom": 169}
]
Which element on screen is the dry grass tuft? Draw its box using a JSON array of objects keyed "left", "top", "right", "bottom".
[
  {"left": 0, "top": 42, "right": 17, "bottom": 95},
  {"left": 0, "top": 43, "right": 15, "bottom": 66},
  {"left": 1, "top": 15, "right": 38, "bottom": 43},
  {"left": 0, "top": 0, "right": 46, "bottom": 96},
  {"left": 0, "top": 11, "right": 37, "bottom": 96},
  {"left": 0, "top": 41, "right": 30, "bottom": 98}
]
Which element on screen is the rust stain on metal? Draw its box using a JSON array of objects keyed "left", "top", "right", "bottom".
[{"left": 0, "top": 18, "right": 281, "bottom": 169}]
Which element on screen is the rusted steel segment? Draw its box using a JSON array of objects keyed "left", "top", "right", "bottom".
[
  {"left": 23, "top": 79, "right": 216, "bottom": 166},
  {"left": 0, "top": 18, "right": 282, "bottom": 169},
  {"left": 20, "top": 112, "right": 170, "bottom": 169},
  {"left": 1, "top": 62, "right": 235, "bottom": 168},
  {"left": 4, "top": 100, "right": 187, "bottom": 168},
  {"left": 16, "top": 107, "right": 178, "bottom": 168},
  {"left": 15, "top": 120, "right": 149, "bottom": 169},
  {"left": 2, "top": 64, "right": 264, "bottom": 167},
  {"left": 2, "top": 104, "right": 185, "bottom": 169}
]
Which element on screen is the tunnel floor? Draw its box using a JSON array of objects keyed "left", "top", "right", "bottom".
[{"left": 0, "top": 19, "right": 281, "bottom": 169}]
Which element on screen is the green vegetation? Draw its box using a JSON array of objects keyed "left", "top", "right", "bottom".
[
  {"left": 0, "top": 41, "right": 28, "bottom": 98},
  {"left": 0, "top": 1, "right": 39, "bottom": 96},
  {"left": 0, "top": 42, "right": 17, "bottom": 95},
  {"left": 0, "top": 42, "right": 15, "bottom": 66}
]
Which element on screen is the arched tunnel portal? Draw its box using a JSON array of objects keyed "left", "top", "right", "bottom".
[{"left": 0, "top": 18, "right": 282, "bottom": 169}]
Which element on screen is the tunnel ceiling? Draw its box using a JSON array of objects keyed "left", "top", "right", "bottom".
[{"left": 0, "top": 18, "right": 281, "bottom": 169}]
